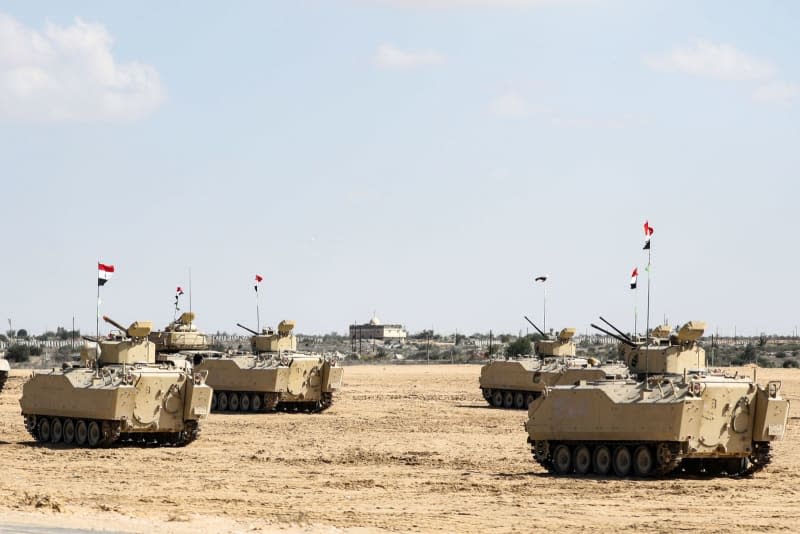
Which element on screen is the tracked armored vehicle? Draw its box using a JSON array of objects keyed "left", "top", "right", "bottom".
[
  {"left": 19, "top": 316, "right": 212, "bottom": 447},
  {"left": 194, "top": 320, "right": 343, "bottom": 413},
  {"left": 150, "top": 312, "right": 209, "bottom": 353},
  {"left": 526, "top": 320, "right": 790, "bottom": 477},
  {"left": 0, "top": 352, "right": 9, "bottom": 392},
  {"left": 480, "top": 319, "right": 629, "bottom": 409}
]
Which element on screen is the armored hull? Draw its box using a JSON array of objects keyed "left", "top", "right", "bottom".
[
  {"left": 195, "top": 352, "right": 343, "bottom": 413},
  {"left": 20, "top": 363, "right": 212, "bottom": 447},
  {"left": 525, "top": 373, "right": 789, "bottom": 477},
  {"left": 479, "top": 358, "right": 629, "bottom": 409}
]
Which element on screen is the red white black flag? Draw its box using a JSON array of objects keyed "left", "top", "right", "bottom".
[
  {"left": 643, "top": 220, "right": 654, "bottom": 250},
  {"left": 254, "top": 274, "right": 263, "bottom": 292},
  {"left": 98, "top": 263, "right": 114, "bottom": 286},
  {"left": 175, "top": 286, "right": 184, "bottom": 310},
  {"left": 630, "top": 267, "right": 638, "bottom": 289}
]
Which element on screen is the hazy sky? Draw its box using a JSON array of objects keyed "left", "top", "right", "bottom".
[{"left": 1, "top": 1, "right": 798, "bottom": 338}]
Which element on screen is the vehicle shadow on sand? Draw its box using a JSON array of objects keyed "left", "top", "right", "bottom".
[{"left": 514, "top": 470, "right": 751, "bottom": 481}]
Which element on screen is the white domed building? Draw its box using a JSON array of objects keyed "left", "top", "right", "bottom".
[{"left": 349, "top": 313, "right": 407, "bottom": 343}]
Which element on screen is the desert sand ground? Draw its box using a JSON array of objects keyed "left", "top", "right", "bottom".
[{"left": 0, "top": 365, "right": 798, "bottom": 533}]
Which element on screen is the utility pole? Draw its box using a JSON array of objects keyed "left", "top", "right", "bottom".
[{"left": 426, "top": 329, "right": 430, "bottom": 364}]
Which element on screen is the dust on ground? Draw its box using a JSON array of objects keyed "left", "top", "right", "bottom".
[{"left": 0, "top": 365, "right": 798, "bottom": 533}]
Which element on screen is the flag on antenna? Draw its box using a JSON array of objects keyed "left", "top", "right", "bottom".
[
  {"left": 254, "top": 274, "right": 263, "bottom": 292},
  {"left": 643, "top": 220, "right": 654, "bottom": 250},
  {"left": 176, "top": 286, "right": 184, "bottom": 295},
  {"left": 534, "top": 275, "right": 548, "bottom": 282},
  {"left": 98, "top": 263, "right": 114, "bottom": 286},
  {"left": 630, "top": 267, "right": 638, "bottom": 289}
]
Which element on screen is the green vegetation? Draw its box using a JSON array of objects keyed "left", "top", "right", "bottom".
[
  {"left": 505, "top": 337, "right": 532, "bottom": 358},
  {"left": 6, "top": 344, "right": 32, "bottom": 362}
]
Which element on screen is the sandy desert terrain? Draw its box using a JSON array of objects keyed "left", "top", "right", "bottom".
[{"left": 0, "top": 364, "right": 798, "bottom": 533}]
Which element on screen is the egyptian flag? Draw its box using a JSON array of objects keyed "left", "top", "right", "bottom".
[
  {"left": 175, "top": 286, "right": 184, "bottom": 309},
  {"left": 254, "top": 274, "right": 263, "bottom": 292},
  {"left": 98, "top": 263, "right": 114, "bottom": 286},
  {"left": 643, "top": 220, "right": 654, "bottom": 250},
  {"left": 630, "top": 267, "right": 638, "bottom": 289},
  {"left": 534, "top": 275, "right": 548, "bottom": 283}
]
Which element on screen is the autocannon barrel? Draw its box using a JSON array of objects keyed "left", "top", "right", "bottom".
[
  {"left": 236, "top": 323, "right": 259, "bottom": 336},
  {"left": 523, "top": 316, "right": 547, "bottom": 338},
  {"left": 599, "top": 316, "right": 632, "bottom": 341},
  {"left": 590, "top": 323, "right": 637, "bottom": 347},
  {"left": 102, "top": 315, "right": 127, "bottom": 333}
]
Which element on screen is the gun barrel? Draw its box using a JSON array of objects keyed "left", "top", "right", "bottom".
[
  {"left": 590, "top": 323, "right": 637, "bottom": 347},
  {"left": 599, "top": 316, "right": 632, "bottom": 341},
  {"left": 523, "top": 315, "right": 547, "bottom": 338},
  {"left": 236, "top": 323, "right": 259, "bottom": 336},
  {"left": 102, "top": 315, "right": 127, "bottom": 333},
  {"left": 82, "top": 335, "right": 101, "bottom": 343}
]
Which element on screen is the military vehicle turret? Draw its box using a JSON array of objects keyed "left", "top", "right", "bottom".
[
  {"left": 19, "top": 316, "right": 212, "bottom": 447},
  {"left": 0, "top": 352, "right": 9, "bottom": 392},
  {"left": 193, "top": 320, "right": 343, "bottom": 413},
  {"left": 479, "top": 317, "right": 629, "bottom": 409},
  {"left": 150, "top": 312, "right": 209, "bottom": 353},
  {"left": 525, "top": 320, "right": 790, "bottom": 477},
  {"left": 592, "top": 319, "right": 707, "bottom": 379}
]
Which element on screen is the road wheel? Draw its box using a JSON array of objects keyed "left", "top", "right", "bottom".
[
  {"left": 239, "top": 392, "right": 250, "bottom": 412},
  {"left": 37, "top": 417, "right": 51, "bottom": 443},
  {"left": 75, "top": 420, "right": 88, "bottom": 446},
  {"left": 513, "top": 392, "right": 525, "bottom": 409},
  {"left": 552, "top": 444, "right": 572, "bottom": 475},
  {"left": 50, "top": 418, "right": 63, "bottom": 444},
  {"left": 87, "top": 421, "right": 101, "bottom": 447},
  {"left": 613, "top": 445, "right": 632, "bottom": 477},
  {"left": 251, "top": 393, "right": 262, "bottom": 412},
  {"left": 593, "top": 445, "right": 612, "bottom": 475},
  {"left": 633, "top": 445, "right": 654, "bottom": 476},
  {"left": 211, "top": 392, "right": 218, "bottom": 411},
  {"left": 503, "top": 391, "right": 514, "bottom": 408},
  {"left": 491, "top": 390, "right": 504, "bottom": 407},
  {"left": 704, "top": 460, "right": 724, "bottom": 476},
  {"left": 218, "top": 392, "right": 229, "bottom": 411},
  {"left": 62, "top": 419, "right": 75, "bottom": 445},
  {"left": 229, "top": 392, "right": 240, "bottom": 411},
  {"left": 573, "top": 445, "right": 592, "bottom": 475},
  {"left": 725, "top": 458, "right": 746, "bottom": 475},
  {"left": 525, "top": 393, "right": 536, "bottom": 409}
]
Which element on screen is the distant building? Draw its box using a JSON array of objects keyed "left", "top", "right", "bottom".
[{"left": 349, "top": 315, "right": 407, "bottom": 344}]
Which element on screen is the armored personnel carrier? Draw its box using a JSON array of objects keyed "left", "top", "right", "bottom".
[
  {"left": 193, "top": 320, "right": 343, "bottom": 413},
  {"left": 150, "top": 312, "right": 209, "bottom": 353},
  {"left": 479, "top": 319, "right": 629, "bottom": 409},
  {"left": 19, "top": 316, "right": 212, "bottom": 447},
  {"left": 526, "top": 320, "right": 790, "bottom": 477},
  {"left": 0, "top": 352, "right": 9, "bottom": 392}
]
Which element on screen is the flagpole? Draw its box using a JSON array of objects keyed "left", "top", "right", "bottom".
[
  {"left": 645, "top": 246, "right": 651, "bottom": 384},
  {"left": 543, "top": 283, "right": 547, "bottom": 335},
  {"left": 256, "top": 285, "right": 261, "bottom": 333},
  {"left": 95, "top": 260, "right": 100, "bottom": 369},
  {"left": 645, "top": 248, "right": 651, "bottom": 342}
]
